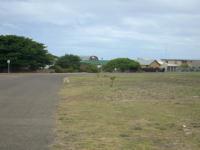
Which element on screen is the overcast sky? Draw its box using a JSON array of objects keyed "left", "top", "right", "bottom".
[{"left": 0, "top": 0, "right": 200, "bottom": 59}]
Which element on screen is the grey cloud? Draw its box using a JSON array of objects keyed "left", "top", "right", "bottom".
[{"left": 0, "top": 0, "right": 200, "bottom": 59}]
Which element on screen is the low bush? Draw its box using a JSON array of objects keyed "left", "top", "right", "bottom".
[
  {"left": 50, "top": 65, "right": 78, "bottom": 73},
  {"left": 142, "top": 68, "right": 165, "bottom": 72},
  {"left": 103, "top": 58, "right": 140, "bottom": 72},
  {"left": 55, "top": 54, "right": 81, "bottom": 70},
  {"left": 50, "top": 65, "right": 64, "bottom": 73},
  {"left": 80, "top": 63, "right": 99, "bottom": 73}
]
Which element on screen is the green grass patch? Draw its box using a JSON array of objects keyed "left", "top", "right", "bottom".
[{"left": 52, "top": 73, "right": 200, "bottom": 150}]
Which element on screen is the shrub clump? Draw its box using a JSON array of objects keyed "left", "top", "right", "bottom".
[
  {"left": 103, "top": 58, "right": 140, "bottom": 72},
  {"left": 50, "top": 65, "right": 79, "bottom": 73},
  {"left": 80, "top": 63, "right": 99, "bottom": 73}
]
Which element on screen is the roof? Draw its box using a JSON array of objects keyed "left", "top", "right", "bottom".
[
  {"left": 80, "top": 56, "right": 91, "bottom": 61},
  {"left": 161, "top": 58, "right": 200, "bottom": 61},
  {"left": 153, "top": 60, "right": 178, "bottom": 67},
  {"left": 156, "top": 60, "right": 165, "bottom": 65},
  {"left": 136, "top": 58, "right": 154, "bottom": 65},
  {"left": 166, "top": 64, "right": 179, "bottom": 67},
  {"left": 81, "top": 60, "right": 109, "bottom": 65}
]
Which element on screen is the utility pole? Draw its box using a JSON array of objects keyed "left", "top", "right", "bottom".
[
  {"left": 7, "top": 59, "right": 10, "bottom": 73},
  {"left": 101, "top": 58, "right": 103, "bottom": 72}
]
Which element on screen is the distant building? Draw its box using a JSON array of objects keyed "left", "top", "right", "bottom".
[
  {"left": 136, "top": 58, "right": 200, "bottom": 72},
  {"left": 80, "top": 55, "right": 108, "bottom": 68},
  {"left": 191, "top": 60, "right": 200, "bottom": 69},
  {"left": 161, "top": 59, "right": 191, "bottom": 66},
  {"left": 161, "top": 59, "right": 200, "bottom": 72},
  {"left": 80, "top": 55, "right": 99, "bottom": 61},
  {"left": 149, "top": 60, "right": 178, "bottom": 72},
  {"left": 151, "top": 59, "right": 200, "bottom": 72},
  {"left": 136, "top": 58, "right": 154, "bottom": 68},
  {"left": 149, "top": 60, "right": 166, "bottom": 69},
  {"left": 89, "top": 56, "right": 99, "bottom": 61},
  {"left": 80, "top": 56, "right": 91, "bottom": 61}
]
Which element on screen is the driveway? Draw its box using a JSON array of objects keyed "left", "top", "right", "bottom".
[{"left": 0, "top": 74, "right": 65, "bottom": 150}]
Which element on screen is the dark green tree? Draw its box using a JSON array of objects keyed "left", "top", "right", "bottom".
[
  {"left": 0, "top": 35, "right": 54, "bottom": 71},
  {"left": 55, "top": 54, "right": 81, "bottom": 71},
  {"left": 103, "top": 58, "right": 140, "bottom": 72},
  {"left": 80, "top": 63, "right": 99, "bottom": 73}
]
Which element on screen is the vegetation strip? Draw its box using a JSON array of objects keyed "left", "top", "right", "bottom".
[{"left": 53, "top": 73, "right": 200, "bottom": 150}]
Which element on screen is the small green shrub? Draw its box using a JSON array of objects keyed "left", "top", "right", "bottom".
[
  {"left": 110, "top": 76, "right": 116, "bottom": 87},
  {"left": 50, "top": 65, "right": 77, "bottom": 73},
  {"left": 64, "top": 67, "right": 78, "bottom": 73},
  {"left": 103, "top": 58, "right": 140, "bottom": 72},
  {"left": 51, "top": 65, "right": 64, "bottom": 73},
  {"left": 55, "top": 54, "right": 81, "bottom": 71},
  {"left": 80, "top": 63, "right": 99, "bottom": 73},
  {"left": 96, "top": 73, "right": 100, "bottom": 78}
]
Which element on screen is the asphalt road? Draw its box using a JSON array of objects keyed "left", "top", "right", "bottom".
[{"left": 0, "top": 74, "right": 65, "bottom": 150}]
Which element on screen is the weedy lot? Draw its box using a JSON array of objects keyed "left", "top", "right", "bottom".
[{"left": 53, "top": 73, "right": 200, "bottom": 150}]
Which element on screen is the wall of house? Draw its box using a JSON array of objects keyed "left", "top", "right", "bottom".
[
  {"left": 139, "top": 59, "right": 200, "bottom": 72},
  {"left": 161, "top": 59, "right": 200, "bottom": 72},
  {"left": 149, "top": 61, "right": 160, "bottom": 68},
  {"left": 191, "top": 60, "right": 200, "bottom": 68},
  {"left": 166, "top": 66, "right": 178, "bottom": 72},
  {"left": 162, "top": 60, "right": 193, "bottom": 67}
]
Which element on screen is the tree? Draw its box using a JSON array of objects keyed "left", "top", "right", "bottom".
[
  {"left": 103, "top": 58, "right": 140, "bottom": 72},
  {"left": 55, "top": 54, "right": 81, "bottom": 71},
  {"left": 80, "top": 63, "right": 99, "bottom": 73},
  {"left": 180, "top": 63, "right": 189, "bottom": 68},
  {"left": 0, "top": 35, "right": 54, "bottom": 71}
]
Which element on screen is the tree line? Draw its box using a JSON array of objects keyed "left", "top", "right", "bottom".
[{"left": 0, "top": 35, "right": 140, "bottom": 73}]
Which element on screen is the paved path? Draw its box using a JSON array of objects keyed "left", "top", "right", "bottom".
[{"left": 0, "top": 74, "right": 65, "bottom": 150}]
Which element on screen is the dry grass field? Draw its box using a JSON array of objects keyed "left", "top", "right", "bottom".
[{"left": 52, "top": 73, "right": 200, "bottom": 150}]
